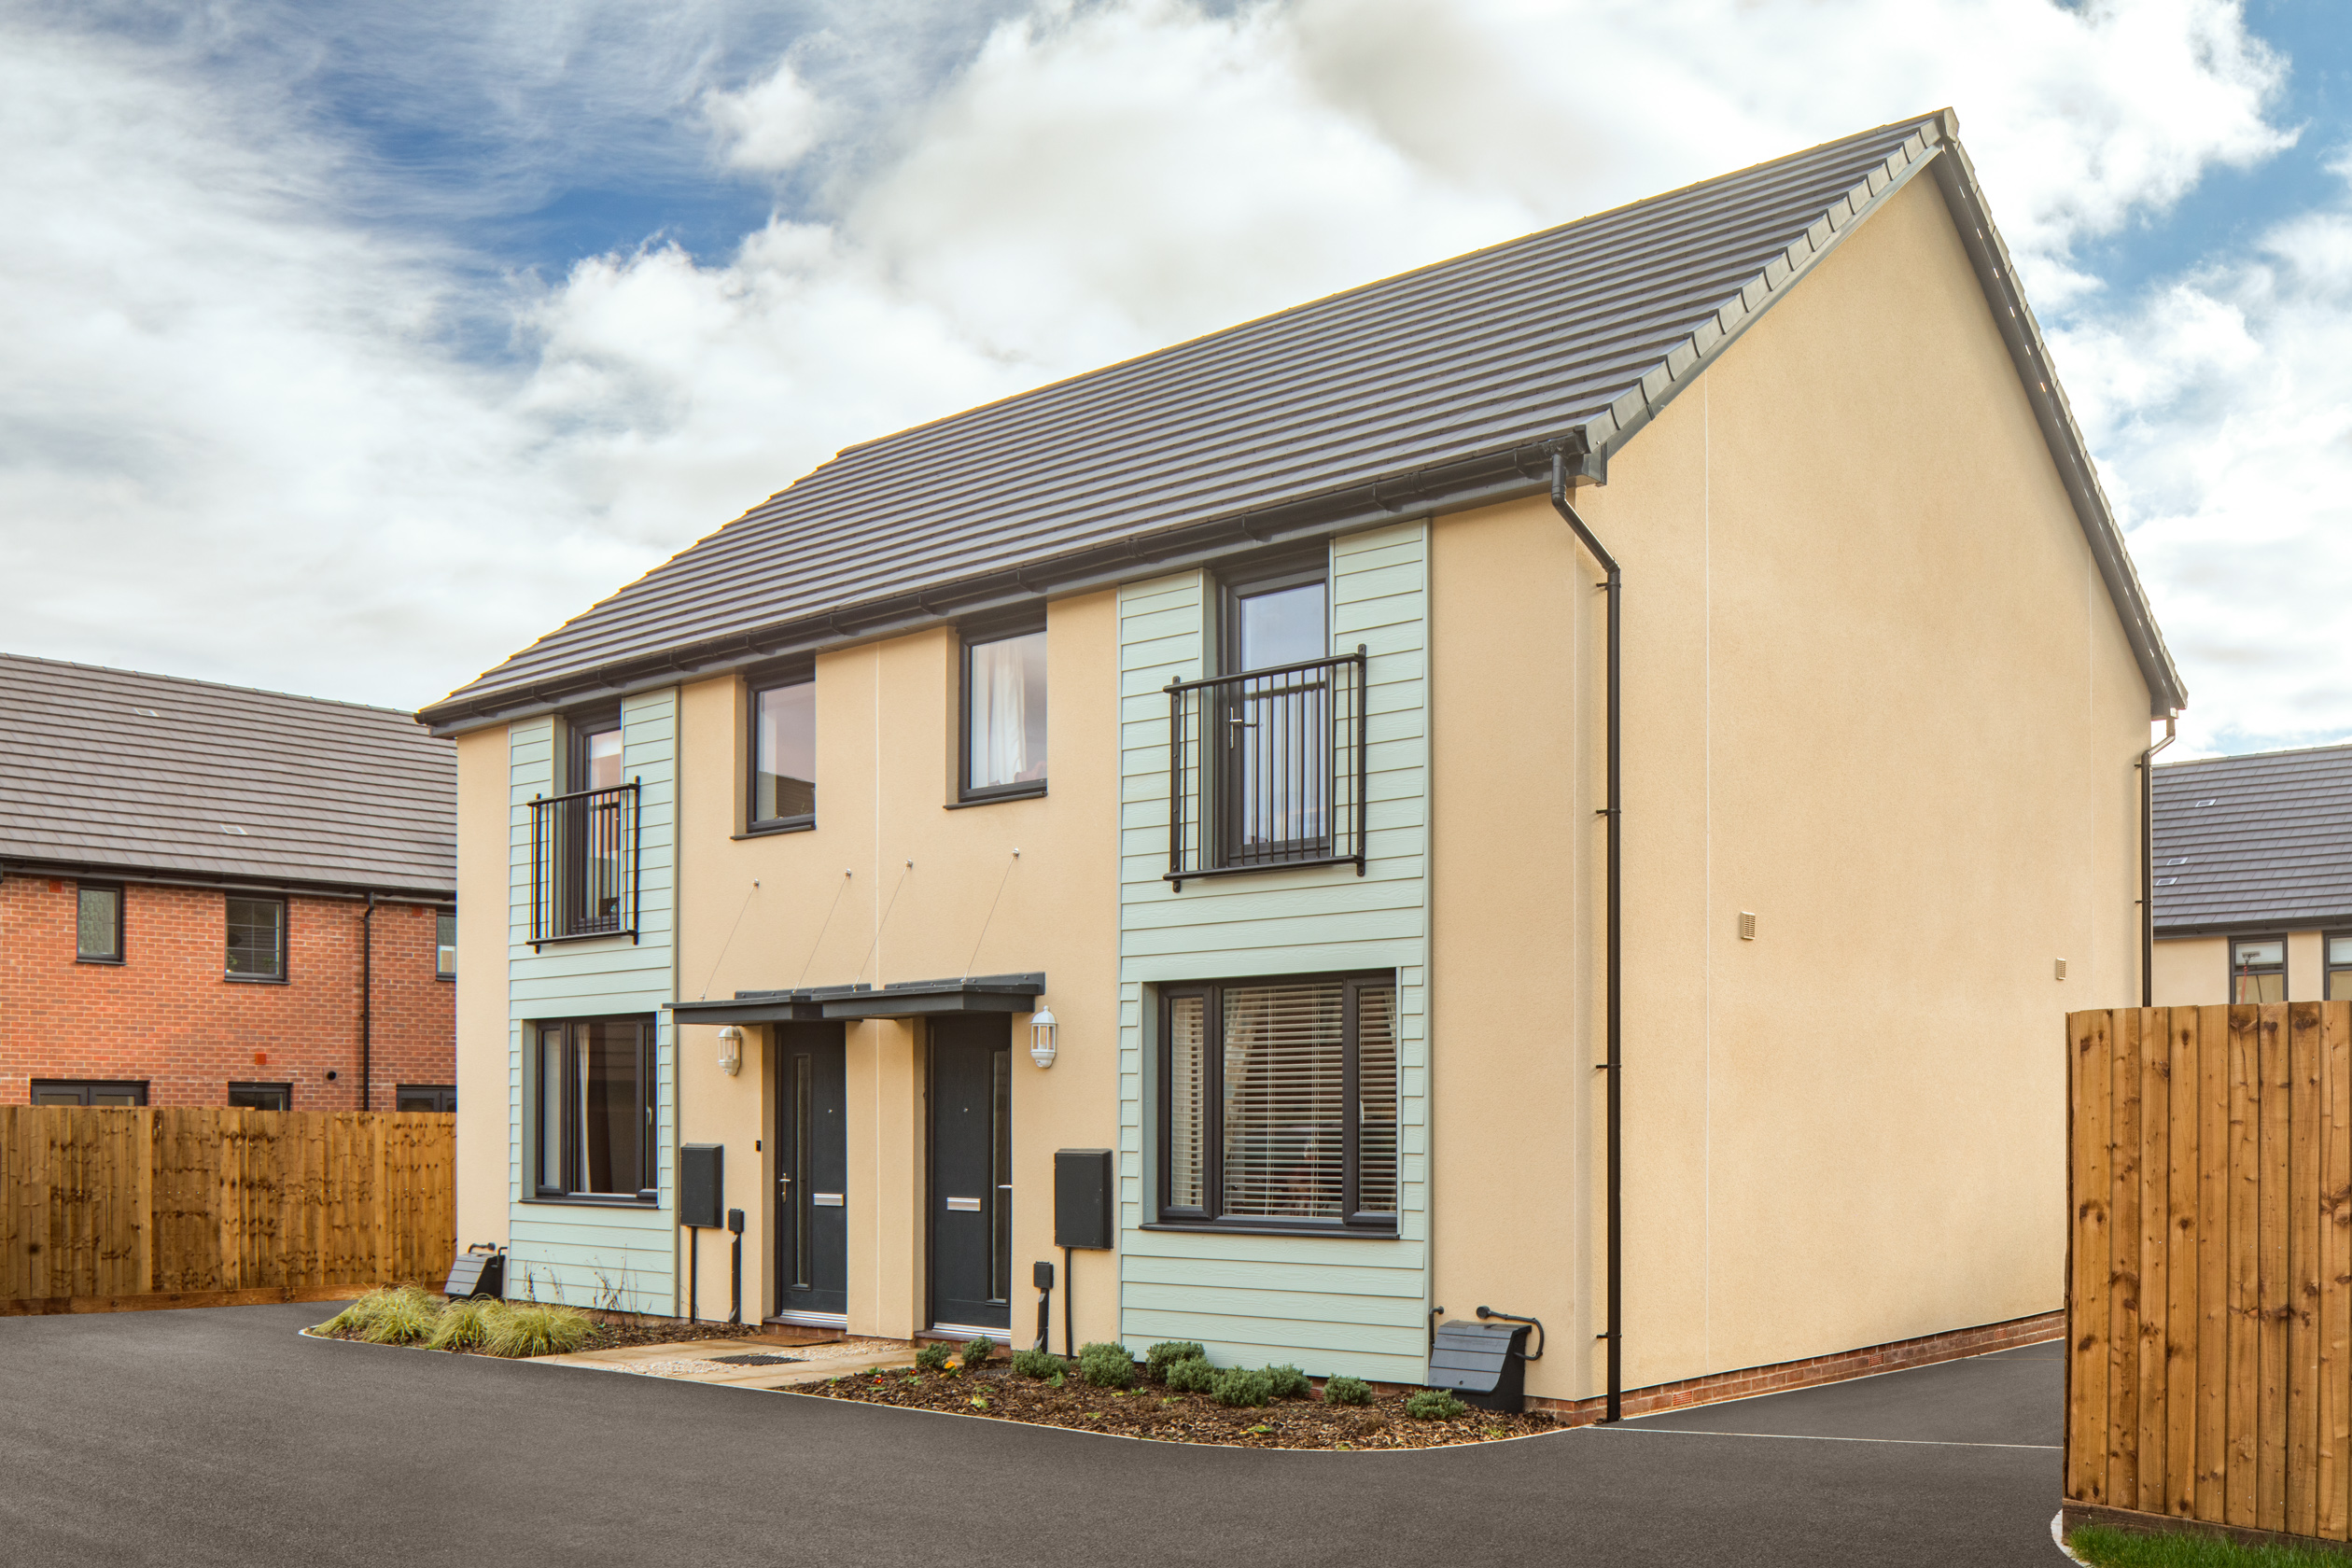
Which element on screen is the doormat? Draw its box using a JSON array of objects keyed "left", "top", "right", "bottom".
[{"left": 707, "top": 1353, "right": 805, "bottom": 1366}]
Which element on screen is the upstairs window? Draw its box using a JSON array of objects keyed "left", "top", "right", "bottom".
[
  {"left": 2329, "top": 935, "right": 2352, "bottom": 1002},
  {"left": 2233, "top": 936, "right": 2286, "bottom": 1003},
  {"left": 77, "top": 884, "right": 123, "bottom": 963},
  {"left": 1157, "top": 973, "right": 1397, "bottom": 1234},
  {"left": 962, "top": 621, "right": 1047, "bottom": 800},
  {"left": 436, "top": 912, "right": 456, "bottom": 978},
  {"left": 530, "top": 704, "right": 638, "bottom": 945},
  {"left": 226, "top": 896, "right": 287, "bottom": 981},
  {"left": 750, "top": 668, "right": 817, "bottom": 830}
]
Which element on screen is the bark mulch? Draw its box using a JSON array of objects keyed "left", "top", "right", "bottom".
[{"left": 800, "top": 1363, "right": 1562, "bottom": 1449}]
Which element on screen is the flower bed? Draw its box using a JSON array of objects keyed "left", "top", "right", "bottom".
[
  {"left": 305, "top": 1286, "right": 762, "bottom": 1358},
  {"left": 804, "top": 1345, "right": 1559, "bottom": 1449}
]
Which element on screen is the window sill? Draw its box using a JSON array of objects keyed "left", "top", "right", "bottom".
[
  {"left": 435, "top": 973, "right": 455, "bottom": 983},
  {"left": 223, "top": 973, "right": 289, "bottom": 985},
  {"left": 520, "top": 1194, "right": 661, "bottom": 1210},
  {"left": 734, "top": 819, "right": 816, "bottom": 840},
  {"left": 1141, "top": 1221, "right": 1399, "bottom": 1240},
  {"left": 75, "top": 956, "right": 125, "bottom": 966},
  {"left": 946, "top": 785, "right": 1047, "bottom": 810}
]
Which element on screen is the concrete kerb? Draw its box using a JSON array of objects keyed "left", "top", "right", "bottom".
[{"left": 291, "top": 1327, "right": 1577, "bottom": 1452}]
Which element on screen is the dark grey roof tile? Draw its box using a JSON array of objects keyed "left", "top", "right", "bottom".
[{"left": 2152, "top": 743, "right": 2352, "bottom": 933}]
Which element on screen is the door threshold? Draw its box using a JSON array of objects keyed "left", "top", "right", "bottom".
[
  {"left": 924, "top": 1323, "right": 1012, "bottom": 1343},
  {"left": 763, "top": 1311, "right": 848, "bottom": 1330}
]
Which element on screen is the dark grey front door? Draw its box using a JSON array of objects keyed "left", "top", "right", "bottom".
[
  {"left": 929, "top": 1016, "right": 1011, "bottom": 1331},
  {"left": 776, "top": 1024, "right": 847, "bottom": 1318}
]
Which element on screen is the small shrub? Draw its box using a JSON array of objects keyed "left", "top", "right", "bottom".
[
  {"left": 1165, "top": 1357, "right": 1218, "bottom": 1394},
  {"left": 1405, "top": 1389, "right": 1467, "bottom": 1421},
  {"left": 914, "top": 1341, "right": 956, "bottom": 1372},
  {"left": 1145, "top": 1340, "right": 1206, "bottom": 1381},
  {"left": 354, "top": 1286, "right": 443, "bottom": 1346},
  {"left": 1211, "top": 1366, "right": 1274, "bottom": 1407},
  {"left": 482, "top": 1301, "right": 593, "bottom": 1358},
  {"left": 1077, "top": 1341, "right": 1137, "bottom": 1390},
  {"left": 426, "top": 1296, "right": 502, "bottom": 1352},
  {"left": 1323, "top": 1375, "right": 1373, "bottom": 1407},
  {"left": 1010, "top": 1348, "right": 1063, "bottom": 1379},
  {"left": 1266, "top": 1364, "right": 1310, "bottom": 1399},
  {"left": 959, "top": 1337, "right": 995, "bottom": 1369}
]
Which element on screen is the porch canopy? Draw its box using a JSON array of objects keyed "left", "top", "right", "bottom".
[{"left": 665, "top": 973, "right": 1044, "bottom": 1026}]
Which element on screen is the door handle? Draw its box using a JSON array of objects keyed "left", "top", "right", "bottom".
[
  {"left": 778, "top": 1173, "right": 791, "bottom": 1200},
  {"left": 945, "top": 1197, "right": 982, "bottom": 1211}
]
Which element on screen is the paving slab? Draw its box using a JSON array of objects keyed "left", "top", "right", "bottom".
[{"left": 535, "top": 1332, "right": 918, "bottom": 1387}]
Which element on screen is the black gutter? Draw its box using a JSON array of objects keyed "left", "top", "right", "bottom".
[
  {"left": 1549, "top": 451, "right": 1623, "bottom": 1423},
  {"left": 0, "top": 856, "right": 454, "bottom": 906},
  {"left": 417, "top": 442, "right": 1576, "bottom": 735},
  {"left": 361, "top": 891, "right": 375, "bottom": 1112},
  {"left": 2140, "top": 716, "right": 2176, "bottom": 1006}
]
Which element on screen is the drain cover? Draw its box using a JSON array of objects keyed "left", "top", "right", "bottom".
[{"left": 707, "top": 1352, "right": 805, "bottom": 1366}]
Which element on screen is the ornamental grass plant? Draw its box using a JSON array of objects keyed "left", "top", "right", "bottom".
[
  {"left": 322, "top": 1286, "right": 444, "bottom": 1346},
  {"left": 481, "top": 1301, "right": 594, "bottom": 1358}
]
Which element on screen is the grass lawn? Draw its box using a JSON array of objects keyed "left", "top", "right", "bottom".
[{"left": 2070, "top": 1524, "right": 2352, "bottom": 1567}]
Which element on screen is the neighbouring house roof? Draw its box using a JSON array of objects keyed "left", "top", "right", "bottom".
[
  {"left": 420, "top": 108, "right": 2183, "bottom": 734},
  {"left": 0, "top": 652, "right": 455, "bottom": 899},
  {"left": 2152, "top": 743, "right": 2352, "bottom": 936}
]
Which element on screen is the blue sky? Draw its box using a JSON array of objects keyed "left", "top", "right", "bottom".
[{"left": 3, "top": 0, "right": 2347, "bottom": 759}]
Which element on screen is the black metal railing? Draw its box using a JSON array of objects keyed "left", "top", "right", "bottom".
[
  {"left": 1167, "top": 647, "right": 1367, "bottom": 889},
  {"left": 528, "top": 780, "right": 641, "bottom": 948}
]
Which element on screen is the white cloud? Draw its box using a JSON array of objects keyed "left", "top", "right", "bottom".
[
  {"left": 0, "top": 0, "right": 2326, "bottom": 745},
  {"left": 2052, "top": 166, "right": 2352, "bottom": 755}
]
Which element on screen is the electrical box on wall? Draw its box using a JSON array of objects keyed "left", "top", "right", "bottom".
[
  {"left": 1054, "top": 1148, "right": 1113, "bottom": 1250},
  {"left": 680, "top": 1144, "right": 724, "bottom": 1230}
]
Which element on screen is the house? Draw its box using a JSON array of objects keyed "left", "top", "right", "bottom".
[
  {"left": 422, "top": 110, "right": 2179, "bottom": 1414},
  {"left": 0, "top": 654, "right": 457, "bottom": 1111},
  {"left": 2149, "top": 742, "right": 2352, "bottom": 1005}
]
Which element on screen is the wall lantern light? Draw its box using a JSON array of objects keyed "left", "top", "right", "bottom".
[
  {"left": 1029, "top": 1005, "right": 1057, "bottom": 1070},
  {"left": 717, "top": 1025, "right": 744, "bottom": 1078}
]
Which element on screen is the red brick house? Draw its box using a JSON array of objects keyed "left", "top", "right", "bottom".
[{"left": 0, "top": 654, "right": 455, "bottom": 1110}]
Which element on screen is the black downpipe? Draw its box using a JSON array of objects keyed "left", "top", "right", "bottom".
[
  {"left": 1549, "top": 452, "right": 1623, "bottom": 1423},
  {"left": 2140, "top": 716, "right": 2177, "bottom": 1006},
  {"left": 360, "top": 891, "right": 376, "bottom": 1111}
]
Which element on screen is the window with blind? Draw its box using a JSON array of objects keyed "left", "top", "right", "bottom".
[{"left": 1157, "top": 973, "right": 1397, "bottom": 1233}]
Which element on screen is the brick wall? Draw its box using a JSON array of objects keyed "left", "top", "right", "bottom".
[{"left": 0, "top": 875, "right": 455, "bottom": 1109}]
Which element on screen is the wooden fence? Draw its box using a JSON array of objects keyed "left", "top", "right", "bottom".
[
  {"left": 1, "top": 1106, "right": 455, "bottom": 1309},
  {"left": 2068, "top": 1002, "right": 2352, "bottom": 1542}
]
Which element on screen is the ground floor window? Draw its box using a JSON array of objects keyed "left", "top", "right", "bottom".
[
  {"left": 533, "top": 1017, "right": 655, "bottom": 1200},
  {"left": 1157, "top": 973, "right": 1397, "bottom": 1233},
  {"left": 398, "top": 1084, "right": 456, "bottom": 1113},
  {"left": 228, "top": 1083, "right": 290, "bottom": 1111},
  {"left": 31, "top": 1080, "right": 147, "bottom": 1106},
  {"left": 2329, "top": 934, "right": 2352, "bottom": 1002},
  {"left": 2233, "top": 936, "right": 2287, "bottom": 1003}
]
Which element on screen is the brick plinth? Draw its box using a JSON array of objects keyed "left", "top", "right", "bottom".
[
  {"left": 1533, "top": 1309, "right": 2065, "bottom": 1425},
  {"left": 0, "top": 875, "right": 454, "bottom": 1110}
]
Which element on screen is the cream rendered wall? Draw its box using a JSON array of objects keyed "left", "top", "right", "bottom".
[
  {"left": 1432, "top": 172, "right": 2155, "bottom": 1402},
  {"left": 454, "top": 727, "right": 511, "bottom": 1251},
  {"left": 2151, "top": 938, "right": 2228, "bottom": 1006},
  {"left": 672, "top": 591, "right": 1121, "bottom": 1341},
  {"left": 2291, "top": 931, "right": 2325, "bottom": 1000}
]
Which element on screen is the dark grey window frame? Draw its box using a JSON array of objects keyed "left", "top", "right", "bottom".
[
  {"left": 227, "top": 1083, "right": 291, "bottom": 1111},
  {"left": 957, "top": 609, "right": 1049, "bottom": 805},
  {"left": 1151, "top": 969, "right": 1398, "bottom": 1239},
  {"left": 30, "top": 1079, "right": 147, "bottom": 1106},
  {"left": 435, "top": 909, "right": 456, "bottom": 980},
  {"left": 565, "top": 702, "right": 623, "bottom": 792},
  {"left": 397, "top": 1084, "right": 457, "bottom": 1113},
  {"left": 2230, "top": 933, "right": 2289, "bottom": 1003},
  {"left": 224, "top": 895, "right": 288, "bottom": 984},
  {"left": 747, "top": 659, "right": 818, "bottom": 834},
  {"left": 1215, "top": 548, "right": 1329, "bottom": 678},
  {"left": 2327, "top": 931, "right": 2352, "bottom": 1003},
  {"left": 75, "top": 882, "right": 125, "bottom": 965},
  {"left": 528, "top": 1015, "right": 659, "bottom": 1206}
]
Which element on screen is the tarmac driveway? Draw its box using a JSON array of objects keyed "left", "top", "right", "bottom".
[{"left": 0, "top": 1304, "right": 2064, "bottom": 1566}]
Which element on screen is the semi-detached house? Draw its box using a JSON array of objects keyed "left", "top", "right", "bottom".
[{"left": 422, "top": 111, "right": 2183, "bottom": 1415}]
